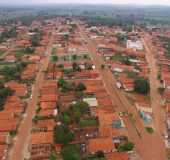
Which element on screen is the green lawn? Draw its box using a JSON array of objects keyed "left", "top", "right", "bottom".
[{"left": 79, "top": 119, "right": 98, "bottom": 127}]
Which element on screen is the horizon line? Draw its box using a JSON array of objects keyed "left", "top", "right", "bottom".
[{"left": 0, "top": 2, "right": 170, "bottom": 7}]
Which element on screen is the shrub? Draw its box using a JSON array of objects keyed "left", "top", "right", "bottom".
[{"left": 117, "top": 141, "right": 134, "bottom": 152}]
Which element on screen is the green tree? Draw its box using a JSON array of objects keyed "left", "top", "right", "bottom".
[
  {"left": 61, "top": 145, "right": 81, "bottom": 160},
  {"left": 50, "top": 153, "right": 57, "bottom": 160},
  {"left": 72, "top": 62, "right": 81, "bottom": 71},
  {"left": 72, "top": 54, "right": 77, "bottom": 60},
  {"left": 134, "top": 77, "right": 150, "bottom": 94},
  {"left": 60, "top": 112, "right": 71, "bottom": 125},
  {"left": 75, "top": 83, "right": 86, "bottom": 92},
  {"left": 51, "top": 55, "right": 58, "bottom": 62},
  {"left": 117, "top": 141, "right": 134, "bottom": 152},
  {"left": 54, "top": 125, "right": 75, "bottom": 145},
  {"left": 0, "top": 84, "right": 14, "bottom": 110},
  {"left": 58, "top": 77, "right": 66, "bottom": 87}
]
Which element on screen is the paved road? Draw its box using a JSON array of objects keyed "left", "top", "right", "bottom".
[
  {"left": 7, "top": 29, "right": 54, "bottom": 160},
  {"left": 78, "top": 24, "right": 166, "bottom": 160}
]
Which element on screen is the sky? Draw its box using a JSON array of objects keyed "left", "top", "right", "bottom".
[{"left": 1, "top": 0, "right": 170, "bottom": 5}]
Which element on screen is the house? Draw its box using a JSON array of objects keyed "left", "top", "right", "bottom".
[
  {"left": 135, "top": 102, "right": 152, "bottom": 123},
  {"left": 0, "top": 133, "right": 10, "bottom": 145},
  {"left": 163, "top": 77, "right": 170, "bottom": 89},
  {"left": 83, "top": 98, "right": 98, "bottom": 107},
  {"left": 106, "top": 152, "right": 129, "bottom": 160},
  {"left": 74, "top": 70, "right": 100, "bottom": 79},
  {"left": 40, "top": 102, "right": 56, "bottom": 110},
  {"left": 5, "top": 81, "right": 27, "bottom": 97},
  {"left": 0, "top": 144, "right": 8, "bottom": 160},
  {"left": 39, "top": 94, "right": 57, "bottom": 103},
  {"left": 163, "top": 90, "right": 170, "bottom": 102},
  {"left": 110, "top": 63, "right": 134, "bottom": 73},
  {"left": 117, "top": 74, "right": 134, "bottom": 92},
  {"left": 88, "top": 137, "right": 115, "bottom": 154},
  {"left": 29, "top": 132, "right": 53, "bottom": 160},
  {"left": 4, "top": 96, "right": 25, "bottom": 114},
  {"left": 97, "top": 97, "right": 113, "bottom": 108},
  {"left": 28, "top": 55, "right": 41, "bottom": 62},
  {"left": 21, "top": 64, "right": 38, "bottom": 80},
  {"left": 5, "top": 55, "right": 16, "bottom": 62},
  {"left": 35, "top": 119, "right": 56, "bottom": 132},
  {"left": 0, "top": 120, "right": 18, "bottom": 132},
  {"left": 127, "top": 40, "right": 143, "bottom": 51},
  {"left": 55, "top": 144, "right": 62, "bottom": 154},
  {"left": 38, "top": 109, "right": 55, "bottom": 117},
  {"left": 135, "top": 102, "right": 152, "bottom": 113}
]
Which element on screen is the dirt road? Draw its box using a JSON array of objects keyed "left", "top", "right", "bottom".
[{"left": 142, "top": 34, "right": 166, "bottom": 139}]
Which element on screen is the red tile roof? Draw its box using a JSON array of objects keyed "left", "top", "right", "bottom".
[
  {"left": 106, "top": 152, "right": 129, "bottom": 160},
  {"left": 88, "top": 138, "right": 115, "bottom": 154},
  {"left": 31, "top": 132, "right": 53, "bottom": 145}
]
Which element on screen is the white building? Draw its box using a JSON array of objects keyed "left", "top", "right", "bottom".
[{"left": 127, "top": 40, "right": 143, "bottom": 51}]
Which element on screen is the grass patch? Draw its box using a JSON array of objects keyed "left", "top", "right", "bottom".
[
  {"left": 79, "top": 119, "right": 98, "bottom": 127},
  {"left": 111, "top": 54, "right": 125, "bottom": 61},
  {"left": 145, "top": 127, "right": 154, "bottom": 134}
]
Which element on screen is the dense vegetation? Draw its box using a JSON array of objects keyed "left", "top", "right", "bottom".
[
  {"left": 0, "top": 27, "right": 17, "bottom": 43},
  {"left": 0, "top": 62, "right": 27, "bottom": 81},
  {"left": 0, "top": 82, "right": 14, "bottom": 110}
]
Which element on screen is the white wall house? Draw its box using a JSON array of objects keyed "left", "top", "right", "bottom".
[{"left": 127, "top": 40, "right": 143, "bottom": 51}]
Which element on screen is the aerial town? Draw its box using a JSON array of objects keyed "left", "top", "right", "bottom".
[{"left": 0, "top": 3, "right": 170, "bottom": 160}]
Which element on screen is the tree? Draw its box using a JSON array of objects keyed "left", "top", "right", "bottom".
[
  {"left": 72, "top": 54, "right": 77, "bottom": 61},
  {"left": 25, "top": 47, "right": 34, "bottom": 54},
  {"left": 58, "top": 77, "right": 66, "bottom": 87},
  {"left": 158, "top": 87, "right": 165, "bottom": 95},
  {"left": 54, "top": 125, "right": 75, "bottom": 145},
  {"left": 75, "top": 91, "right": 84, "bottom": 99},
  {"left": 115, "top": 33, "right": 127, "bottom": 44},
  {"left": 75, "top": 83, "right": 86, "bottom": 92},
  {"left": 31, "top": 33, "right": 41, "bottom": 47},
  {"left": 134, "top": 77, "right": 150, "bottom": 94},
  {"left": 117, "top": 141, "right": 134, "bottom": 152},
  {"left": 72, "top": 101, "right": 89, "bottom": 114},
  {"left": 61, "top": 145, "right": 81, "bottom": 160},
  {"left": 0, "top": 84, "right": 14, "bottom": 110},
  {"left": 101, "top": 64, "right": 105, "bottom": 70},
  {"left": 50, "top": 153, "right": 57, "bottom": 160},
  {"left": 72, "top": 62, "right": 81, "bottom": 71},
  {"left": 60, "top": 112, "right": 71, "bottom": 125},
  {"left": 51, "top": 55, "right": 58, "bottom": 62}
]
